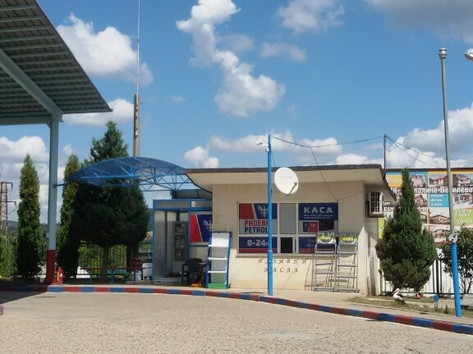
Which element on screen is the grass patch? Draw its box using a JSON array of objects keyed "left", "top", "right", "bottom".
[{"left": 349, "top": 295, "right": 473, "bottom": 318}]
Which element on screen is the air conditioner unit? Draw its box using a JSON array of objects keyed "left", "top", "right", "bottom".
[{"left": 367, "top": 191, "right": 384, "bottom": 217}]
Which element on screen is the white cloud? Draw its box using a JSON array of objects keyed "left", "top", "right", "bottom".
[
  {"left": 334, "top": 153, "right": 381, "bottom": 165},
  {"left": 183, "top": 93, "right": 473, "bottom": 172},
  {"left": 394, "top": 103, "right": 473, "bottom": 166},
  {"left": 63, "top": 98, "right": 132, "bottom": 126},
  {"left": 260, "top": 42, "right": 307, "bottom": 62},
  {"left": 209, "top": 134, "right": 268, "bottom": 152},
  {"left": 62, "top": 144, "right": 76, "bottom": 157},
  {"left": 184, "top": 145, "right": 219, "bottom": 168},
  {"left": 176, "top": 0, "right": 239, "bottom": 67},
  {"left": 0, "top": 136, "right": 56, "bottom": 223},
  {"left": 0, "top": 135, "right": 100, "bottom": 223},
  {"left": 0, "top": 136, "right": 49, "bottom": 163},
  {"left": 219, "top": 34, "right": 254, "bottom": 54},
  {"left": 208, "top": 131, "right": 297, "bottom": 153},
  {"left": 278, "top": 0, "right": 344, "bottom": 34},
  {"left": 293, "top": 136, "right": 344, "bottom": 165},
  {"left": 57, "top": 14, "right": 153, "bottom": 84},
  {"left": 386, "top": 137, "right": 446, "bottom": 169},
  {"left": 165, "top": 95, "right": 186, "bottom": 103},
  {"left": 204, "top": 131, "right": 346, "bottom": 166},
  {"left": 177, "top": 0, "right": 285, "bottom": 117},
  {"left": 365, "top": 0, "right": 473, "bottom": 43},
  {"left": 198, "top": 122, "right": 473, "bottom": 168},
  {"left": 214, "top": 55, "right": 286, "bottom": 117},
  {"left": 186, "top": 101, "right": 473, "bottom": 169}
]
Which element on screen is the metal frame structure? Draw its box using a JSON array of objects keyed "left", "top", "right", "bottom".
[
  {"left": 66, "top": 157, "right": 193, "bottom": 192},
  {"left": 0, "top": 0, "right": 111, "bottom": 283}
]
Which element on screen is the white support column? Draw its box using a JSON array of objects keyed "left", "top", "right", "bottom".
[{"left": 44, "top": 114, "right": 60, "bottom": 284}]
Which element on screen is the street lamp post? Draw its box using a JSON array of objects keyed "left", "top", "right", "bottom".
[
  {"left": 257, "top": 135, "right": 274, "bottom": 295},
  {"left": 465, "top": 48, "right": 473, "bottom": 61},
  {"left": 266, "top": 134, "right": 273, "bottom": 296},
  {"left": 438, "top": 48, "right": 462, "bottom": 317}
]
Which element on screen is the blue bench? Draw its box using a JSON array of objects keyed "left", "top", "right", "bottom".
[{"left": 83, "top": 267, "right": 144, "bottom": 284}]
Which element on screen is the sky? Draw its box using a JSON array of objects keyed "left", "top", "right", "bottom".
[{"left": 2, "top": 0, "right": 473, "bottom": 222}]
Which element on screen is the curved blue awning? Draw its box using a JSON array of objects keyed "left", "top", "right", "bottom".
[{"left": 66, "top": 157, "right": 194, "bottom": 191}]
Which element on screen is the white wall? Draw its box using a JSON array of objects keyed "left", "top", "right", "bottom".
[{"left": 211, "top": 180, "right": 374, "bottom": 293}]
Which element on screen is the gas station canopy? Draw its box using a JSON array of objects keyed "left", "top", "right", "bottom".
[
  {"left": 0, "top": 0, "right": 111, "bottom": 125},
  {"left": 0, "top": 0, "right": 111, "bottom": 284}
]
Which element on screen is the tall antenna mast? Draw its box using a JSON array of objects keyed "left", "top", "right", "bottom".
[
  {"left": 383, "top": 134, "right": 387, "bottom": 176},
  {"left": 0, "top": 180, "right": 14, "bottom": 235},
  {"left": 133, "top": 0, "right": 141, "bottom": 157}
]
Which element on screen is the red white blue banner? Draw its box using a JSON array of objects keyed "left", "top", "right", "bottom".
[
  {"left": 189, "top": 213, "right": 212, "bottom": 243},
  {"left": 238, "top": 203, "right": 277, "bottom": 234}
]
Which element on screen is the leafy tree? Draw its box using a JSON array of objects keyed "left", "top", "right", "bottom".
[
  {"left": 376, "top": 168, "right": 437, "bottom": 292},
  {"left": 57, "top": 154, "right": 81, "bottom": 278},
  {"left": 16, "top": 155, "right": 45, "bottom": 278},
  {"left": 70, "top": 121, "right": 149, "bottom": 277},
  {"left": 439, "top": 227, "right": 473, "bottom": 294}
]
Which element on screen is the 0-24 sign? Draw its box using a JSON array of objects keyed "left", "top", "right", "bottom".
[{"left": 239, "top": 236, "right": 277, "bottom": 253}]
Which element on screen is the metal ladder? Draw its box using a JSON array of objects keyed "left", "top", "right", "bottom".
[
  {"left": 312, "top": 233, "right": 337, "bottom": 291},
  {"left": 334, "top": 233, "right": 358, "bottom": 292},
  {"left": 312, "top": 232, "right": 359, "bottom": 292}
]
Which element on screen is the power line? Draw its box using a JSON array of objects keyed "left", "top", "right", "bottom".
[
  {"left": 273, "top": 135, "right": 384, "bottom": 149},
  {"left": 384, "top": 135, "right": 445, "bottom": 169},
  {"left": 268, "top": 132, "right": 465, "bottom": 171},
  {"left": 269, "top": 135, "right": 381, "bottom": 201}
]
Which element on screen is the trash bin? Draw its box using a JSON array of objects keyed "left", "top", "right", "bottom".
[{"left": 143, "top": 262, "right": 152, "bottom": 280}]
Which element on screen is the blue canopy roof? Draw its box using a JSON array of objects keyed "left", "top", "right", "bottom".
[{"left": 66, "top": 157, "right": 194, "bottom": 191}]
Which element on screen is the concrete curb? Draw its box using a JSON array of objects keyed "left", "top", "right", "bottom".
[
  {"left": 258, "top": 295, "right": 473, "bottom": 335},
  {"left": 1, "top": 284, "right": 473, "bottom": 335}
]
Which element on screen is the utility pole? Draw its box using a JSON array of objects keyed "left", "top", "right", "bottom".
[
  {"left": 133, "top": 0, "right": 141, "bottom": 157},
  {"left": 0, "top": 180, "right": 14, "bottom": 235}
]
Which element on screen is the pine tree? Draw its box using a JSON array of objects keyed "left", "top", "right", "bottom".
[
  {"left": 16, "top": 155, "right": 45, "bottom": 278},
  {"left": 57, "top": 154, "right": 81, "bottom": 278},
  {"left": 89, "top": 121, "right": 128, "bottom": 163},
  {"left": 70, "top": 121, "right": 149, "bottom": 276},
  {"left": 376, "top": 168, "right": 437, "bottom": 291}
]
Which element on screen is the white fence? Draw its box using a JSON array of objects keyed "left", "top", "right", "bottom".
[{"left": 382, "top": 257, "right": 471, "bottom": 296}]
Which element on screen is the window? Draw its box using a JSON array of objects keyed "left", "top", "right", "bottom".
[
  {"left": 279, "top": 203, "right": 296, "bottom": 253},
  {"left": 280, "top": 237, "right": 294, "bottom": 253},
  {"left": 238, "top": 202, "right": 338, "bottom": 254},
  {"left": 279, "top": 203, "right": 296, "bottom": 234},
  {"left": 368, "top": 192, "right": 384, "bottom": 216}
]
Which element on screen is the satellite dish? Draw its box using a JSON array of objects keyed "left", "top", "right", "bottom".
[{"left": 274, "top": 167, "right": 299, "bottom": 195}]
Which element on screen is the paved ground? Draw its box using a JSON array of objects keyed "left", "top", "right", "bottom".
[
  {"left": 1, "top": 281, "right": 473, "bottom": 328},
  {"left": 1, "top": 281, "right": 473, "bottom": 353},
  {"left": 1, "top": 288, "right": 473, "bottom": 353}
]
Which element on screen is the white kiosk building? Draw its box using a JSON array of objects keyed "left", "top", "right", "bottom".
[{"left": 153, "top": 164, "right": 396, "bottom": 295}]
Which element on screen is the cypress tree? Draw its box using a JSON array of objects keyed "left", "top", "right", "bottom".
[
  {"left": 0, "top": 235, "right": 16, "bottom": 277},
  {"left": 57, "top": 154, "right": 81, "bottom": 278},
  {"left": 376, "top": 168, "right": 437, "bottom": 291},
  {"left": 16, "top": 155, "right": 44, "bottom": 278}
]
